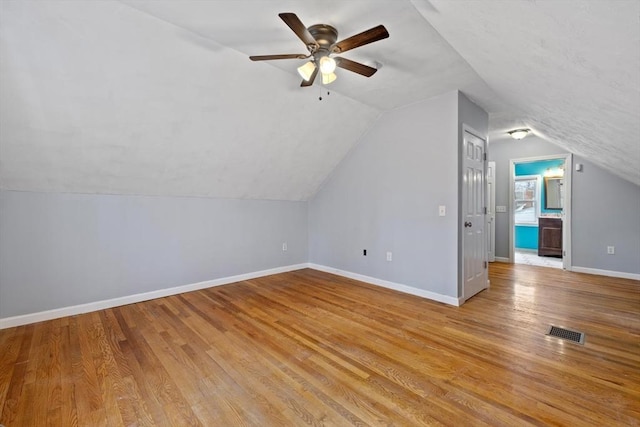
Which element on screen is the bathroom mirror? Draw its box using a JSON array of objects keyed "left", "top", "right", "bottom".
[{"left": 544, "top": 177, "right": 563, "bottom": 209}]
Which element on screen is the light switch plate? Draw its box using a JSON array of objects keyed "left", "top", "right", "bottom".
[{"left": 496, "top": 206, "right": 507, "bottom": 213}]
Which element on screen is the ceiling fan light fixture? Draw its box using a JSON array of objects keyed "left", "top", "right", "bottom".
[
  {"left": 297, "top": 61, "right": 317, "bottom": 81},
  {"left": 322, "top": 72, "right": 337, "bottom": 85},
  {"left": 251, "top": 13, "right": 389, "bottom": 87},
  {"left": 508, "top": 128, "right": 531, "bottom": 140},
  {"left": 319, "top": 56, "right": 336, "bottom": 74}
]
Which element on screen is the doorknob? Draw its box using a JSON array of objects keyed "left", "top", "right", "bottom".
[{"left": 464, "top": 221, "right": 472, "bottom": 227}]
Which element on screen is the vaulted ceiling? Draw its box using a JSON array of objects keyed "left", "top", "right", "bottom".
[{"left": 1, "top": 0, "right": 638, "bottom": 201}]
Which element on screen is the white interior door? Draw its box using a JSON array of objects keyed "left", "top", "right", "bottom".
[
  {"left": 487, "top": 161, "right": 496, "bottom": 262},
  {"left": 462, "top": 130, "right": 488, "bottom": 301}
]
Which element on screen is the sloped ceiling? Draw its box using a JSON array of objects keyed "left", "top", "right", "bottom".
[
  {"left": 1, "top": 0, "right": 638, "bottom": 201},
  {"left": 414, "top": 0, "right": 640, "bottom": 186}
]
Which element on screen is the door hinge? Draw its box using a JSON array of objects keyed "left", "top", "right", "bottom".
[
  {"left": 484, "top": 207, "right": 487, "bottom": 215},
  {"left": 484, "top": 261, "right": 488, "bottom": 269},
  {"left": 483, "top": 153, "right": 487, "bottom": 161}
]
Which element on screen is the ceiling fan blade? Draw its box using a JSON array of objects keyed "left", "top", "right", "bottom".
[
  {"left": 300, "top": 66, "right": 319, "bottom": 87},
  {"left": 279, "top": 13, "right": 318, "bottom": 48},
  {"left": 334, "top": 57, "right": 378, "bottom": 77},
  {"left": 332, "top": 25, "right": 389, "bottom": 54},
  {"left": 250, "top": 54, "right": 308, "bottom": 61}
]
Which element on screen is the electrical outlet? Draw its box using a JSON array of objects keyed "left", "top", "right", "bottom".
[
  {"left": 438, "top": 205, "right": 446, "bottom": 216},
  {"left": 386, "top": 251, "right": 392, "bottom": 261},
  {"left": 607, "top": 246, "right": 615, "bottom": 255},
  {"left": 282, "top": 242, "right": 287, "bottom": 252}
]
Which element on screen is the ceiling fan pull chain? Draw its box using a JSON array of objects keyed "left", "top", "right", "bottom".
[{"left": 318, "top": 82, "right": 330, "bottom": 101}]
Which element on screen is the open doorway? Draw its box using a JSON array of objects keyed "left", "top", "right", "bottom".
[{"left": 508, "top": 154, "right": 572, "bottom": 270}]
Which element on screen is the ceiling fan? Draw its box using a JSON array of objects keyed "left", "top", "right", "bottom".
[{"left": 250, "top": 13, "right": 389, "bottom": 87}]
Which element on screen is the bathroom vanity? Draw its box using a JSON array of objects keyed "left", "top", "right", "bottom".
[{"left": 538, "top": 217, "right": 562, "bottom": 257}]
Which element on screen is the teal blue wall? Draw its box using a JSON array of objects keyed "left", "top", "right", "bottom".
[
  {"left": 515, "top": 159, "right": 565, "bottom": 214},
  {"left": 514, "top": 159, "right": 564, "bottom": 249},
  {"left": 515, "top": 225, "right": 538, "bottom": 249}
]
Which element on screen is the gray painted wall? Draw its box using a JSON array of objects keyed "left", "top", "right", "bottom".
[
  {"left": 488, "top": 136, "right": 640, "bottom": 274},
  {"left": 0, "top": 190, "right": 308, "bottom": 318},
  {"left": 309, "top": 90, "right": 487, "bottom": 298},
  {"left": 3, "top": 94, "right": 635, "bottom": 322},
  {"left": 458, "top": 92, "right": 489, "bottom": 138},
  {"left": 571, "top": 157, "right": 640, "bottom": 274}
]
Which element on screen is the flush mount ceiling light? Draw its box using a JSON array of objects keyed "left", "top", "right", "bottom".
[
  {"left": 508, "top": 129, "right": 531, "bottom": 140},
  {"left": 250, "top": 13, "right": 389, "bottom": 87}
]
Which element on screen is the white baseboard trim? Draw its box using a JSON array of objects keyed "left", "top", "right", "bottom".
[
  {"left": 0, "top": 263, "right": 308, "bottom": 329},
  {"left": 494, "top": 257, "right": 511, "bottom": 263},
  {"left": 308, "top": 263, "right": 461, "bottom": 306},
  {"left": 570, "top": 266, "right": 640, "bottom": 281}
]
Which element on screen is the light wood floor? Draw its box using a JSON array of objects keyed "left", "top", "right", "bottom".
[{"left": 1, "top": 264, "right": 639, "bottom": 426}]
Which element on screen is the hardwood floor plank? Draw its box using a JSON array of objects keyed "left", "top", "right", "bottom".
[
  {"left": 180, "top": 303, "right": 337, "bottom": 425},
  {"left": 92, "top": 311, "right": 137, "bottom": 426},
  {"left": 113, "top": 305, "right": 202, "bottom": 426},
  {"left": 1, "top": 263, "right": 639, "bottom": 426},
  {"left": 74, "top": 313, "right": 109, "bottom": 426},
  {"left": 210, "top": 289, "right": 489, "bottom": 425},
  {"left": 0, "top": 324, "right": 34, "bottom": 425},
  {"left": 59, "top": 321, "right": 79, "bottom": 427},
  {"left": 45, "top": 318, "right": 63, "bottom": 426},
  {"left": 153, "top": 302, "right": 302, "bottom": 425},
  {"left": 192, "top": 292, "right": 369, "bottom": 425},
  {"left": 0, "top": 327, "right": 22, "bottom": 410}
]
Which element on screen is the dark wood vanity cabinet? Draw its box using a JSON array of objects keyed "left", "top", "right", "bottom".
[{"left": 538, "top": 217, "right": 562, "bottom": 257}]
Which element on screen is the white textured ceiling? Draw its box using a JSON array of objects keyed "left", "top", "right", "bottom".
[
  {"left": 1, "top": 0, "right": 638, "bottom": 201},
  {"left": 415, "top": 0, "right": 640, "bottom": 186}
]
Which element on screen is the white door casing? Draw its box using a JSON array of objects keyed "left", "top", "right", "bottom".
[
  {"left": 508, "top": 154, "right": 572, "bottom": 270},
  {"left": 487, "top": 161, "right": 496, "bottom": 262},
  {"left": 462, "top": 129, "right": 488, "bottom": 301}
]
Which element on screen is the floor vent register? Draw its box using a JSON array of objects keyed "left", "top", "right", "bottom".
[{"left": 546, "top": 325, "right": 585, "bottom": 345}]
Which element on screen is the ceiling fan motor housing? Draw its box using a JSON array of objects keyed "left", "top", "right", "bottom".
[{"left": 307, "top": 24, "right": 338, "bottom": 57}]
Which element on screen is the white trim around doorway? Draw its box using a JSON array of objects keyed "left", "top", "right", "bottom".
[{"left": 508, "top": 153, "right": 572, "bottom": 271}]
